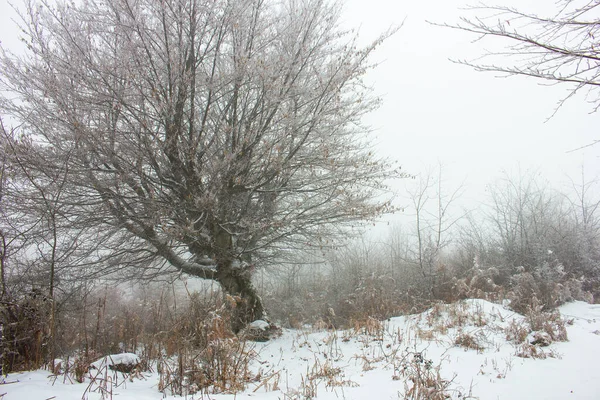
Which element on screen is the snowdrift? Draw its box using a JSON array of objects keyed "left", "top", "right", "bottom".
[{"left": 2, "top": 299, "right": 599, "bottom": 399}]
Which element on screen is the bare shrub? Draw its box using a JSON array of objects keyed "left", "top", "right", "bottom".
[
  {"left": 526, "top": 306, "right": 568, "bottom": 343},
  {"left": 147, "top": 288, "right": 258, "bottom": 396},
  {"left": 507, "top": 260, "right": 577, "bottom": 315},
  {"left": 508, "top": 272, "right": 540, "bottom": 314},
  {"left": 26, "top": 281, "right": 258, "bottom": 396},
  {"left": 0, "top": 290, "right": 51, "bottom": 373},
  {"left": 564, "top": 277, "right": 594, "bottom": 304},
  {"left": 262, "top": 255, "right": 418, "bottom": 330},
  {"left": 158, "top": 337, "right": 254, "bottom": 396},
  {"left": 505, "top": 320, "right": 530, "bottom": 344},
  {"left": 350, "top": 316, "right": 384, "bottom": 337}
]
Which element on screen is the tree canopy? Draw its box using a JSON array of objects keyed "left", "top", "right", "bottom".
[{"left": 0, "top": 0, "right": 400, "bottom": 330}]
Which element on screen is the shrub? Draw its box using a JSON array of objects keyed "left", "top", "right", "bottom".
[{"left": 0, "top": 290, "right": 51, "bottom": 373}]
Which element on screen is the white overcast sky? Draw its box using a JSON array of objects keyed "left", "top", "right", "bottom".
[
  {"left": 342, "top": 0, "right": 599, "bottom": 214},
  {"left": 0, "top": 0, "right": 598, "bottom": 224}
]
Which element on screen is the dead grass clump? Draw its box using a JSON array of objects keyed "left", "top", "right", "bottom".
[
  {"left": 505, "top": 320, "right": 530, "bottom": 344},
  {"left": 308, "top": 358, "right": 358, "bottom": 389},
  {"left": 416, "top": 301, "right": 491, "bottom": 345},
  {"left": 350, "top": 316, "right": 384, "bottom": 337},
  {"left": 436, "top": 266, "right": 505, "bottom": 304},
  {"left": 526, "top": 305, "right": 568, "bottom": 343},
  {"left": 416, "top": 328, "right": 437, "bottom": 341},
  {"left": 425, "top": 302, "right": 445, "bottom": 326},
  {"left": 504, "top": 300, "right": 568, "bottom": 359},
  {"left": 157, "top": 337, "right": 254, "bottom": 396},
  {"left": 454, "top": 332, "right": 485, "bottom": 352},
  {"left": 443, "top": 301, "right": 487, "bottom": 329},
  {"left": 515, "top": 343, "right": 558, "bottom": 360},
  {"left": 199, "top": 338, "right": 254, "bottom": 393},
  {"left": 397, "top": 351, "right": 452, "bottom": 400},
  {"left": 285, "top": 357, "right": 358, "bottom": 399},
  {"left": 154, "top": 293, "right": 257, "bottom": 396}
]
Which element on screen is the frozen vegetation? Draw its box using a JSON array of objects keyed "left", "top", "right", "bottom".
[
  {"left": 2, "top": 299, "right": 599, "bottom": 399},
  {"left": 0, "top": 1, "right": 598, "bottom": 400}
]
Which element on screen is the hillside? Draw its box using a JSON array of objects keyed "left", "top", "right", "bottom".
[{"left": 3, "top": 300, "right": 600, "bottom": 400}]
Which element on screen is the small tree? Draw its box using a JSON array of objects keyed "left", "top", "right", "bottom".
[
  {"left": 566, "top": 169, "right": 600, "bottom": 278},
  {"left": 406, "top": 164, "right": 465, "bottom": 298},
  {"left": 0, "top": 136, "right": 10, "bottom": 301},
  {"left": 0, "top": 0, "right": 400, "bottom": 331},
  {"left": 0, "top": 121, "right": 89, "bottom": 366},
  {"left": 450, "top": 0, "right": 600, "bottom": 118}
]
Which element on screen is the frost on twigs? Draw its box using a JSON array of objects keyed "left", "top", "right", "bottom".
[{"left": 0, "top": 0, "right": 402, "bottom": 332}]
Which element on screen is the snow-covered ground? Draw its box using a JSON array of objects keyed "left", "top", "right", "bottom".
[{"left": 3, "top": 300, "right": 600, "bottom": 399}]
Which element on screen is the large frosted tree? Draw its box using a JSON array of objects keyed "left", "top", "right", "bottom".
[{"left": 0, "top": 0, "right": 400, "bottom": 331}]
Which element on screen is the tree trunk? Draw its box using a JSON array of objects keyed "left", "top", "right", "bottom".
[{"left": 216, "top": 261, "right": 265, "bottom": 334}]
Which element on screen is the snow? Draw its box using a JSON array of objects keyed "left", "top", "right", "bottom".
[
  {"left": 248, "top": 319, "right": 270, "bottom": 331},
  {"left": 2, "top": 300, "right": 600, "bottom": 399},
  {"left": 90, "top": 353, "right": 141, "bottom": 370}
]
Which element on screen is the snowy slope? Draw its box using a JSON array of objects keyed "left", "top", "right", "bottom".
[{"left": 2, "top": 300, "right": 599, "bottom": 400}]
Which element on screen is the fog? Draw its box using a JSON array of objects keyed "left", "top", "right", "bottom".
[{"left": 341, "top": 0, "right": 600, "bottom": 232}]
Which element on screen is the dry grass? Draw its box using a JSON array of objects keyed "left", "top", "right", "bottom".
[
  {"left": 505, "top": 320, "right": 530, "bottom": 344},
  {"left": 350, "top": 316, "right": 384, "bottom": 338},
  {"left": 515, "top": 343, "right": 559, "bottom": 359},
  {"left": 407, "top": 299, "right": 571, "bottom": 361},
  {"left": 284, "top": 355, "right": 359, "bottom": 399},
  {"left": 157, "top": 337, "right": 254, "bottom": 396},
  {"left": 26, "top": 283, "right": 261, "bottom": 397},
  {"left": 527, "top": 308, "right": 568, "bottom": 343},
  {"left": 253, "top": 370, "right": 281, "bottom": 393},
  {"left": 454, "top": 332, "right": 485, "bottom": 352},
  {"left": 396, "top": 351, "right": 453, "bottom": 400}
]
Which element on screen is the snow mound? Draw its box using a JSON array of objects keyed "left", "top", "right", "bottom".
[
  {"left": 248, "top": 319, "right": 270, "bottom": 331},
  {"left": 3, "top": 300, "right": 600, "bottom": 399},
  {"left": 90, "top": 353, "right": 140, "bottom": 372}
]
